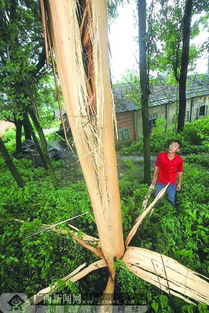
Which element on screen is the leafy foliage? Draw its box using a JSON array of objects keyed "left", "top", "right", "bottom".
[
  {"left": 147, "top": 0, "right": 208, "bottom": 81},
  {"left": 0, "top": 123, "right": 209, "bottom": 311}
]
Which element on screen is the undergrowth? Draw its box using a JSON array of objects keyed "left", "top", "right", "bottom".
[{"left": 0, "top": 127, "right": 208, "bottom": 312}]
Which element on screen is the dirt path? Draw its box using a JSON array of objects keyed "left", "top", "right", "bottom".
[{"left": 0, "top": 121, "right": 15, "bottom": 137}]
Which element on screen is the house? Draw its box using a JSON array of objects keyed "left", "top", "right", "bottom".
[{"left": 113, "top": 75, "right": 209, "bottom": 142}]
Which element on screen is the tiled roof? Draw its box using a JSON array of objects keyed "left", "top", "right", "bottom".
[
  {"left": 113, "top": 84, "right": 138, "bottom": 113},
  {"left": 113, "top": 75, "right": 209, "bottom": 113}
]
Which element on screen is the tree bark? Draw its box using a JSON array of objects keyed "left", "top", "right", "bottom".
[
  {"left": 0, "top": 137, "right": 24, "bottom": 187},
  {"left": 24, "top": 115, "right": 49, "bottom": 170},
  {"left": 138, "top": 0, "right": 151, "bottom": 184},
  {"left": 177, "top": 0, "right": 193, "bottom": 133},
  {"left": 29, "top": 108, "right": 56, "bottom": 185},
  {"left": 14, "top": 119, "right": 23, "bottom": 156},
  {"left": 23, "top": 118, "right": 32, "bottom": 140}
]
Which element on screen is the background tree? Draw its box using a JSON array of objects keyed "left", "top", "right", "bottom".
[
  {"left": 0, "top": 0, "right": 46, "bottom": 152},
  {"left": 149, "top": 0, "right": 209, "bottom": 132},
  {"left": 0, "top": 0, "right": 58, "bottom": 184},
  {"left": 177, "top": 0, "right": 193, "bottom": 132},
  {"left": 138, "top": 0, "right": 151, "bottom": 184}
]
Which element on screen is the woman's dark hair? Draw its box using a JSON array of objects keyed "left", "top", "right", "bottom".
[{"left": 168, "top": 139, "right": 182, "bottom": 148}]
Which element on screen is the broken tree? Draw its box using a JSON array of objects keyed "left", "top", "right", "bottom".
[{"left": 30, "top": 0, "right": 209, "bottom": 311}]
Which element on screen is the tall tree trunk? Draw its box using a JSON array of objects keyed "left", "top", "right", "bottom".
[
  {"left": 14, "top": 119, "right": 23, "bottom": 156},
  {"left": 138, "top": 0, "right": 151, "bottom": 184},
  {"left": 23, "top": 118, "right": 32, "bottom": 140},
  {"left": 24, "top": 115, "right": 49, "bottom": 170},
  {"left": 0, "top": 137, "right": 24, "bottom": 187},
  {"left": 177, "top": 0, "right": 193, "bottom": 133},
  {"left": 29, "top": 108, "right": 57, "bottom": 185}
]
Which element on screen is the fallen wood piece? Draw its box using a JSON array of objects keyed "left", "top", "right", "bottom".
[
  {"left": 28, "top": 262, "right": 86, "bottom": 305},
  {"left": 125, "top": 184, "right": 169, "bottom": 247},
  {"left": 68, "top": 223, "right": 100, "bottom": 243},
  {"left": 29, "top": 259, "right": 107, "bottom": 305},
  {"left": 141, "top": 183, "right": 155, "bottom": 211},
  {"left": 70, "top": 229, "right": 104, "bottom": 259},
  {"left": 26, "top": 213, "right": 89, "bottom": 237},
  {"left": 123, "top": 247, "right": 209, "bottom": 305}
]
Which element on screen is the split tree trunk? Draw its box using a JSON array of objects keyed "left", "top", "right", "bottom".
[
  {"left": 35, "top": 1, "right": 209, "bottom": 310},
  {"left": 44, "top": 0, "right": 124, "bottom": 274}
]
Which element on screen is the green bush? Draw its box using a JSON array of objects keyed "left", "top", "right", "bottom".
[
  {"left": 118, "top": 140, "right": 143, "bottom": 155},
  {"left": 0, "top": 131, "right": 209, "bottom": 312},
  {"left": 184, "top": 153, "right": 209, "bottom": 167},
  {"left": 184, "top": 116, "right": 209, "bottom": 146},
  {"left": 2, "top": 127, "right": 16, "bottom": 143},
  {"left": 118, "top": 116, "right": 209, "bottom": 156}
]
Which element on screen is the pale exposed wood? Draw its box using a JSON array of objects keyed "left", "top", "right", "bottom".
[
  {"left": 29, "top": 259, "right": 107, "bottom": 305},
  {"left": 99, "top": 275, "right": 115, "bottom": 313},
  {"left": 46, "top": 0, "right": 124, "bottom": 277},
  {"left": 141, "top": 183, "right": 155, "bottom": 210},
  {"left": 14, "top": 217, "right": 102, "bottom": 256},
  {"left": 125, "top": 183, "right": 169, "bottom": 247},
  {"left": 70, "top": 259, "right": 107, "bottom": 283},
  {"left": 28, "top": 262, "right": 86, "bottom": 305},
  {"left": 123, "top": 247, "right": 209, "bottom": 305},
  {"left": 14, "top": 218, "right": 25, "bottom": 223},
  {"left": 38, "top": 1, "right": 209, "bottom": 311},
  {"left": 0, "top": 121, "right": 15, "bottom": 137},
  {"left": 70, "top": 230, "right": 104, "bottom": 259},
  {"left": 68, "top": 223, "right": 100, "bottom": 243}
]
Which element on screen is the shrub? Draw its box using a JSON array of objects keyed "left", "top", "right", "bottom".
[
  {"left": 0, "top": 133, "right": 209, "bottom": 311},
  {"left": 184, "top": 153, "right": 209, "bottom": 168},
  {"left": 118, "top": 140, "right": 143, "bottom": 155}
]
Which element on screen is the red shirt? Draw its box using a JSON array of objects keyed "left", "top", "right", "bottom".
[{"left": 155, "top": 152, "right": 183, "bottom": 184}]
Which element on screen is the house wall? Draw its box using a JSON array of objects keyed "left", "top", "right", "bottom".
[
  {"left": 116, "top": 111, "right": 135, "bottom": 142},
  {"left": 134, "top": 102, "right": 177, "bottom": 139},
  {"left": 134, "top": 95, "right": 209, "bottom": 139},
  {"left": 186, "top": 95, "right": 209, "bottom": 121}
]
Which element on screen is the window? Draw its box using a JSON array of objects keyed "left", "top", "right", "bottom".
[
  {"left": 199, "top": 105, "right": 206, "bottom": 116},
  {"left": 118, "top": 128, "right": 130, "bottom": 142},
  {"left": 149, "top": 114, "right": 157, "bottom": 129},
  {"left": 185, "top": 111, "right": 190, "bottom": 122}
]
